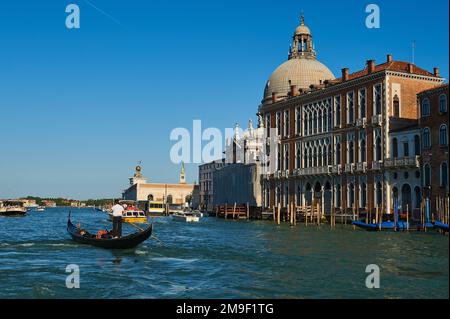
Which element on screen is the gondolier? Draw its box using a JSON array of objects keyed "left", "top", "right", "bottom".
[{"left": 111, "top": 200, "right": 124, "bottom": 238}]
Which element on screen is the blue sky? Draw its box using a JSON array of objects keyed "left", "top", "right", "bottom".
[{"left": 0, "top": 0, "right": 448, "bottom": 199}]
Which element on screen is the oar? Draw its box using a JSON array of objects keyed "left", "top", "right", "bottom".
[
  {"left": 129, "top": 222, "right": 144, "bottom": 232},
  {"left": 150, "top": 235, "right": 165, "bottom": 246}
]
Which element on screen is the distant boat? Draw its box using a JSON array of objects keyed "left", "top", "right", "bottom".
[
  {"left": 0, "top": 201, "right": 27, "bottom": 217},
  {"left": 172, "top": 211, "right": 200, "bottom": 222},
  {"left": 108, "top": 209, "right": 147, "bottom": 224},
  {"left": 36, "top": 206, "right": 45, "bottom": 212}
]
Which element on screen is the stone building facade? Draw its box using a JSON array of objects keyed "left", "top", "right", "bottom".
[{"left": 258, "top": 16, "right": 444, "bottom": 216}]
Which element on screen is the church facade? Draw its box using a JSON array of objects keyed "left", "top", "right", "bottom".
[
  {"left": 122, "top": 164, "right": 199, "bottom": 210},
  {"left": 258, "top": 16, "right": 445, "bottom": 217}
]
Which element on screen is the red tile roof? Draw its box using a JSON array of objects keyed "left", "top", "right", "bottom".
[
  {"left": 331, "top": 60, "right": 436, "bottom": 83},
  {"left": 417, "top": 83, "right": 449, "bottom": 96}
]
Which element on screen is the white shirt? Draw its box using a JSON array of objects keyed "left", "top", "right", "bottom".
[{"left": 111, "top": 204, "right": 124, "bottom": 217}]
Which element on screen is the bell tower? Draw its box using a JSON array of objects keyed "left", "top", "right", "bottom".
[{"left": 179, "top": 161, "right": 186, "bottom": 184}]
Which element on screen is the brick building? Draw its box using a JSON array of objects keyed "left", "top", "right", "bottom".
[
  {"left": 258, "top": 16, "right": 445, "bottom": 216},
  {"left": 418, "top": 84, "right": 449, "bottom": 213}
]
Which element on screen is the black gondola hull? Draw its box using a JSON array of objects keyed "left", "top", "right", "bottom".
[{"left": 67, "top": 216, "right": 152, "bottom": 249}]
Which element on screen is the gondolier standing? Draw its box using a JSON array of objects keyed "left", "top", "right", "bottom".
[{"left": 111, "top": 200, "right": 124, "bottom": 238}]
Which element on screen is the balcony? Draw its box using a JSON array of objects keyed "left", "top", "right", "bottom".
[
  {"left": 298, "top": 166, "right": 330, "bottom": 176},
  {"left": 384, "top": 156, "right": 420, "bottom": 169},
  {"left": 356, "top": 162, "right": 367, "bottom": 173},
  {"left": 344, "top": 163, "right": 355, "bottom": 173},
  {"left": 356, "top": 118, "right": 367, "bottom": 128},
  {"left": 371, "top": 161, "right": 382, "bottom": 170},
  {"left": 372, "top": 114, "right": 382, "bottom": 126},
  {"left": 331, "top": 164, "right": 342, "bottom": 175}
]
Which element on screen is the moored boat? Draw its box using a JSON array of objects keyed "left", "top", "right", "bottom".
[
  {"left": 352, "top": 220, "right": 409, "bottom": 231},
  {"left": 67, "top": 214, "right": 152, "bottom": 249},
  {"left": 172, "top": 211, "right": 200, "bottom": 222},
  {"left": 434, "top": 221, "right": 449, "bottom": 232}
]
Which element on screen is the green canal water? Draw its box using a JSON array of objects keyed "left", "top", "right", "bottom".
[{"left": 0, "top": 208, "right": 448, "bottom": 299}]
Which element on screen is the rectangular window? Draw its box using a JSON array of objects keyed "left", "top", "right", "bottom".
[
  {"left": 403, "top": 142, "right": 409, "bottom": 157},
  {"left": 347, "top": 92, "right": 354, "bottom": 124},
  {"left": 358, "top": 88, "right": 366, "bottom": 118}
]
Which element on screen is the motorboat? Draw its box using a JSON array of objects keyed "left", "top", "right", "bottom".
[{"left": 172, "top": 211, "right": 200, "bottom": 222}]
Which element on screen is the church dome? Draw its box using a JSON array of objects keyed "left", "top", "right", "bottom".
[
  {"left": 263, "top": 58, "right": 334, "bottom": 101},
  {"left": 262, "top": 15, "right": 335, "bottom": 104}
]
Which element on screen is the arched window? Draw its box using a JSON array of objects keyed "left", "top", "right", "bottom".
[
  {"left": 414, "top": 135, "right": 420, "bottom": 156},
  {"left": 348, "top": 141, "right": 354, "bottom": 163},
  {"left": 375, "top": 137, "right": 382, "bottom": 161},
  {"left": 313, "top": 111, "right": 318, "bottom": 134},
  {"left": 393, "top": 95, "right": 400, "bottom": 117},
  {"left": 421, "top": 98, "right": 430, "bottom": 117},
  {"left": 336, "top": 184, "right": 341, "bottom": 208},
  {"left": 296, "top": 185, "right": 301, "bottom": 206},
  {"left": 376, "top": 182, "right": 382, "bottom": 207},
  {"left": 392, "top": 138, "right": 398, "bottom": 158},
  {"left": 441, "top": 162, "right": 448, "bottom": 188},
  {"left": 336, "top": 142, "right": 341, "bottom": 165},
  {"left": 414, "top": 186, "right": 421, "bottom": 209},
  {"left": 439, "top": 94, "right": 447, "bottom": 113},
  {"left": 361, "top": 139, "right": 366, "bottom": 162},
  {"left": 440, "top": 125, "right": 448, "bottom": 146},
  {"left": 147, "top": 194, "right": 154, "bottom": 201},
  {"left": 304, "top": 147, "right": 308, "bottom": 168},
  {"left": 424, "top": 164, "right": 431, "bottom": 187},
  {"left": 361, "top": 183, "right": 367, "bottom": 208},
  {"left": 318, "top": 110, "right": 323, "bottom": 133},
  {"left": 401, "top": 184, "right": 412, "bottom": 212},
  {"left": 348, "top": 183, "right": 355, "bottom": 208},
  {"left": 296, "top": 144, "right": 301, "bottom": 169},
  {"left": 403, "top": 140, "right": 409, "bottom": 157},
  {"left": 422, "top": 128, "right": 431, "bottom": 149}
]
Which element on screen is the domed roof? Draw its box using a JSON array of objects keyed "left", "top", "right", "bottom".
[
  {"left": 295, "top": 25, "right": 310, "bottom": 35},
  {"left": 263, "top": 58, "right": 335, "bottom": 102},
  {"left": 261, "top": 15, "right": 335, "bottom": 104}
]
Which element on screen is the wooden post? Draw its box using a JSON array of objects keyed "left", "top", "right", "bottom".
[
  {"left": 305, "top": 206, "right": 308, "bottom": 227},
  {"left": 225, "top": 204, "right": 228, "bottom": 220},
  {"left": 406, "top": 204, "right": 409, "bottom": 231},
  {"left": 273, "top": 206, "right": 276, "bottom": 222},
  {"left": 277, "top": 203, "right": 281, "bottom": 225},
  {"left": 233, "top": 202, "right": 236, "bottom": 219},
  {"left": 294, "top": 204, "right": 297, "bottom": 226},
  {"left": 246, "top": 202, "right": 249, "bottom": 220},
  {"left": 316, "top": 202, "right": 320, "bottom": 226}
]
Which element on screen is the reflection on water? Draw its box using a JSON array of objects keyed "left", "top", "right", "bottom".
[{"left": 0, "top": 208, "right": 448, "bottom": 299}]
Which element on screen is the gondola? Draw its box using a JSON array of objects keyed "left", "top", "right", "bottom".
[
  {"left": 67, "top": 214, "right": 153, "bottom": 249},
  {"left": 434, "top": 221, "right": 449, "bottom": 232},
  {"left": 352, "top": 220, "right": 409, "bottom": 231}
]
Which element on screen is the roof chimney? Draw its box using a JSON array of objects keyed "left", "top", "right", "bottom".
[
  {"left": 290, "top": 85, "right": 298, "bottom": 97},
  {"left": 434, "top": 67, "right": 440, "bottom": 77},
  {"left": 387, "top": 54, "right": 393, "bottom": 63},
  {"left": 408, "top": 63, "right": 414, "bottom": 73},
  {"left": 342, "top": 68, "right": 349, "bottom": 81},
  {"left": 367, "top": 60, "right": 375, "bottom": 73}
]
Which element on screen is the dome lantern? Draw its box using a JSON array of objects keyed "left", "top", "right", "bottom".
[
  {"left": 262, "top": 15, "right": 335, "bottom": 105},
  {"left": 289, "top": 14, "right": 315, "bottom": 60}
]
